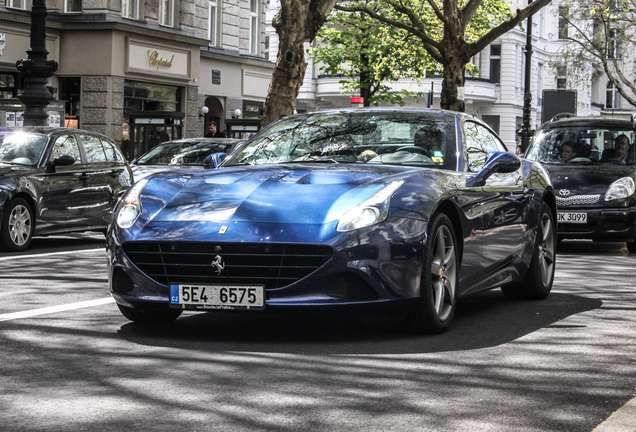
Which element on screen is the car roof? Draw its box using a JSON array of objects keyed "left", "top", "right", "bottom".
[{"left": 539, "top": 115, "right": 636, "bottom": 130}]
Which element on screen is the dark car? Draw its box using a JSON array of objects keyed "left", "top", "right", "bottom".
[
  {"left": 525, "top": 115, "right": 636, "bottom": 251},
  {"left": 0, "top": 127, "right": 133, "bottom": 251},
  {"left": 130, "top": 138, "right": 244, "bottom": 180},
  {"left": 107, "top": 108, "right": 557, "bottom": 334}
]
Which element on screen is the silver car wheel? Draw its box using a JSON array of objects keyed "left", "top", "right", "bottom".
[
  {"left": 538, "top": 211, "right": 555, "bottom": 287},
  {"left": 430, "top": 224, "right": 457, "bottom": 321},
  {"left": 8, "top": 203, "right": 32, "bottom": 247}
]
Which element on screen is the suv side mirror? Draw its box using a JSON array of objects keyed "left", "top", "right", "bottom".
[
  {"left": 46, "top": 154, "right": 76, "bottom": 173},
  {"left": 466, "top": 152, "right": 521, "bottom": 187}
]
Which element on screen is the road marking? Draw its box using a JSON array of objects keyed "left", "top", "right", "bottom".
[
  {"left": 0, "top": 248, "right": 104, "bottom": 262},
  {"left": 0, "top": 297, "right": 115, "bottom": 322}
]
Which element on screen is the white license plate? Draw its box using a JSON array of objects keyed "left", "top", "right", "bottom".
[
  {"left": 557, "top": 212, "right": 588, "bottom": 223},
  {"left": 170, "top": 284, "right": 265, "bottom": 310}
]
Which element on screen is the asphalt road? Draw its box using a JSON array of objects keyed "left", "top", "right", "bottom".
[{"left": 0, "top": 236, "right": 635, "bottom": 432}]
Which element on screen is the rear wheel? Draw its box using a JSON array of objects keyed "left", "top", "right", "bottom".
[
  {"left": 405, "top": 213, "right": 458, "bottom": 334},
  {"left": 502, "top": 202, "right": 556, "bottom": 299},
  {"left": 1, "top": 198, "right": 34, "bottom": 252},
  {"left": 117, "top": 304, "right": 183, "bottom": 324}
]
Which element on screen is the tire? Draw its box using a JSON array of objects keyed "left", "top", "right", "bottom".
[
  {"left": 1, "top": 198, "right": 34, "bottom": 252},
  {"left": 502, "top": 202, "right": 556, "bottom": 299},
  {"left": 405, "top": 212, "right": 459, "bottom": 334},
  {"left": 117, "top": 304, "right": 183, "bottom": 324}
]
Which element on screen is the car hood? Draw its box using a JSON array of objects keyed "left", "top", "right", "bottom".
[
  {"left": 543, "top": 163, "right": 635, "bottom": 195},
  {"left": 139, "top": 164, "right": 416, "bottom": 225}
]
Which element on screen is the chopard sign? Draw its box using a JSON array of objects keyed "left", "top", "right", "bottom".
[{"left": 147, "top": 50, "right": 174, "bottom": 69}]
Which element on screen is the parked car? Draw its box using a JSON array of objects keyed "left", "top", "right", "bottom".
[
  {"left": 0, "top": 127, "right": 133, "bottom": 251},
  {"left": 107, "top": 108, "right": 557, "bottom": 333},
  {"left": 525, "top": 114, "right": 636, "bottom": 252},
  {"left": 130, "top": 138, "right": 244, "bottom": 180}
]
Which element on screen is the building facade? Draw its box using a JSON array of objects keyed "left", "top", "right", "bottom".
[{"left": 0, "top": 0, "right": 273, "bottom": 159}]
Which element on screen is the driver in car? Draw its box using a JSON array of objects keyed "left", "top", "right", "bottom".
[
  {"left": 560, "top": 143, "right": 578, "bottom": 162},
  {"left": 414, "top": 129, "right": 444, "bottom": 162}
]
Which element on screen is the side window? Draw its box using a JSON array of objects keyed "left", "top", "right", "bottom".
[
  {"left": 464, "top": 122, "right": 504, "bottom": 172},
  {"left": 51, "top": 135, "right": 81, "bottom": 162},
  {"left": 81, "top": 134, "right": 107, "bottom": 163},
  {"left": 102, "top": 140, "right": 123, "bottom": 162}
]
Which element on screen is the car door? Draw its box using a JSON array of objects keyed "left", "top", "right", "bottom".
[
  {"left": 464, "top": 121, "right": 527, "bottom": 284},
  {"left": 78, "top": 133, "right": 122, "bottom": 229},
  {"left": 40, "top": 133, "right": 91, "bottom": 231}
]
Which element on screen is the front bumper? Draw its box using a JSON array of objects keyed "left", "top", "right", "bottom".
[
  {"left": 107, "top": 220, "right": 425, "bottom": 313},
  {"left": 557, "top": 206, "right": 636, "bottom": 241}
]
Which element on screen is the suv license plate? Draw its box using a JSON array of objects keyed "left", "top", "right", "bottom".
[
  {"left": 170, "top": 284, "right": 265, "bottom": 310},
  {"left": 557, "top": 212, "right": 587, "bottom": 223}
]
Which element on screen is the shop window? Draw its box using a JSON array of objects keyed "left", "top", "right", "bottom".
[
  {"left": 490, "top": 45, "right": 501, "bottom": 84},
  {"left": 0, "top": 74, "right": 18, "bottom": 99},
  {"left": 250, "top": 0, "right": 258, "bottom": 54},
  {"left": 209, "top": 0, "right": 219, "bottom": 46},
  {"left": 124, "top": 81, "right": 181, "bottom": 112},
  {"left": 160, "top": 0, "right": 173, "bottom": 26},
  {"left": 59, "top": 77, "right": 81, "bottom": 128},
  {"left": 122, "top": 0, "right": 138, "bottom": 19},
  {"left": 65, "top": 0, "right": 81, "bottom": 13}
]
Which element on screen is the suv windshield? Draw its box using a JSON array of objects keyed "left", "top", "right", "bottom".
[
  {"left": 0, "top": 132, "right": 48, "bottom": 166},
  {"left": 224, "top": 111, "right": 456, "bottom": 169},
  {"left": 527, "top": 126, "right": 636, "bottom": 165}
]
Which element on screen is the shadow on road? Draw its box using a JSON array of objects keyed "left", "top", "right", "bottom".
[
  {"left": 117, "top": 291, "right": 601, "bottom": 355},
  {"left": 0, "top": 233, "right": 105, "bottom": 257}
]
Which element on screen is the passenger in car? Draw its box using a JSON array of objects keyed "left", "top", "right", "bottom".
[
  {"left": 601, "top": 135, "right": 633, "bottom": 163},
  {"left": 561, "top": 143, "right": 578, "bottom": 162}
]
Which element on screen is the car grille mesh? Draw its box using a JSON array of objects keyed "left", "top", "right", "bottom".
[
  {"left": 556, "top": 194, "right": 601, "bottom": 206},
  {"left": 122, "top": 242, "right": 333, "bottom": 289}
]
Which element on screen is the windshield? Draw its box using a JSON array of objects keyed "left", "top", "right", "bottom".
[
  {"left": 137, "top": 141, "right": 236, "bottom": 166},
  {"left": 527, "top": 126, "right": 636, "bottom": 165},
  {"left": 0, "top": 132, "right": 48, "bottom": 166},
  {"left": 224, "top": 111, "right": 456, "bottom": 169}
]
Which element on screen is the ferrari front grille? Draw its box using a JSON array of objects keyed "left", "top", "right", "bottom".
[
  {"left": 556, "top": 194, "right": 601, "bottom": 207},
  {"left": 122, "top": 242, "right": 333, "bottom": 289}
]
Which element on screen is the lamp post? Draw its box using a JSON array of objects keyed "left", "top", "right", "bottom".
[
  {"left": 519, "top": 0, "right": 534, "bottom": 154},
  {"left": 15, "top": 0, "right": 58, "bottom": 126}
]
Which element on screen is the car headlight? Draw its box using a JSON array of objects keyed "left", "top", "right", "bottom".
[
  {"left": 605, "top": 177, "right": 636, "bottom": 201},
  {"left": 116, "top": 178, "right": 149, "bottom": 228},
  {"left": 337, "top": 180, "right": 404, "bottom": 232}
]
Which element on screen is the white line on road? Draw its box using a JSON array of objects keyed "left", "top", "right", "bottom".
[
  {"left": 0, "top": 297, "right": 115, "bottom": 322},
  {"left": 0, "top": 248, "right": 104, "bottom": 262}
]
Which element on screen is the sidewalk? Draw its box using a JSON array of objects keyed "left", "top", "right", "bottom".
[{"left": 593, "top": 396, "right": 636, "bottom": 432}]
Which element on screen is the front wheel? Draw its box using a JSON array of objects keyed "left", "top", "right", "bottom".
[
  {"left": 405, "top": 212, "right": 458, "bottom": 334},
  {"left": 117, "top": 304, "right": 183, "bottom": 324},
  {"left": 502, "top": 202, "right": 556, "bottom": 299},
  {"left": 1, "top": 198, "right": 34, "bottom": 252}
]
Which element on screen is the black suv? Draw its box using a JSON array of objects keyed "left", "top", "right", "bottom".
[
  {"left": 0, "top": 127, "right": 133, "bottom": 251},
  {"left": 525, "top": 115, "right": 636, "bottom": 251}
]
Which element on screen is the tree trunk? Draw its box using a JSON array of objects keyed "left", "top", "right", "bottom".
[
  {"left": 439, "top": 29, "right": 468, "bottom": 112},
  {"left": 261, "top": 0, "right": 338, "bottom": 128}
]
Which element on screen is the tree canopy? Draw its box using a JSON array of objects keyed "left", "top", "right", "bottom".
[
  {"left": 557, "top": 0, "right": 636, "bottom": 108},
  {"left": 335, "top": 0, "right": 551, "bottom": 111},
  {"left": 311, "top": 6, "right": 436, "bottom": 107}
]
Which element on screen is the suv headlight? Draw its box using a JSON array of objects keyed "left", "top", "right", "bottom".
[
  {"left": 116, "top": 178, "right": 149, "bottom": 228},
  {"left": 605, "top": 177, "right": 636, "bottom": 201},
  {"left": 337, "top": 180, "right": 404, "bottom": 231}
]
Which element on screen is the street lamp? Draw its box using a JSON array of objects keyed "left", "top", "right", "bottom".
[
  {"left": 519, "top": 0, "right": 534, "bottom": 154},
  {"left": 15, "top": 0, "right": 58, "bottom": 126}
]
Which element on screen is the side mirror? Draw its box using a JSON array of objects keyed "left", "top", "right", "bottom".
[
  {"left": 203, "top": 152, "right": 227, "bottom": 169},
  {"left": 466, "top": 152, "right": 521, "bottom": 187},
  {"left": 54, "top": 154, "right": 76, "bottom": 166}
]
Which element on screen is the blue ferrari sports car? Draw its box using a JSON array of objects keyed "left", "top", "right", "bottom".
[{"left": 107, "top": 108, "right": 557, "bottom": 333}]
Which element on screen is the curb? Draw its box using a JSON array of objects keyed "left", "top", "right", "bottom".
[{"left": 593, "top": 396, "right": 636, "bottom": 432}]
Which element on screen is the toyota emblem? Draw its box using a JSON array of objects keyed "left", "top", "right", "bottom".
[{"left": 559, "top": 189, "right": 571, "bottom": 196}]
